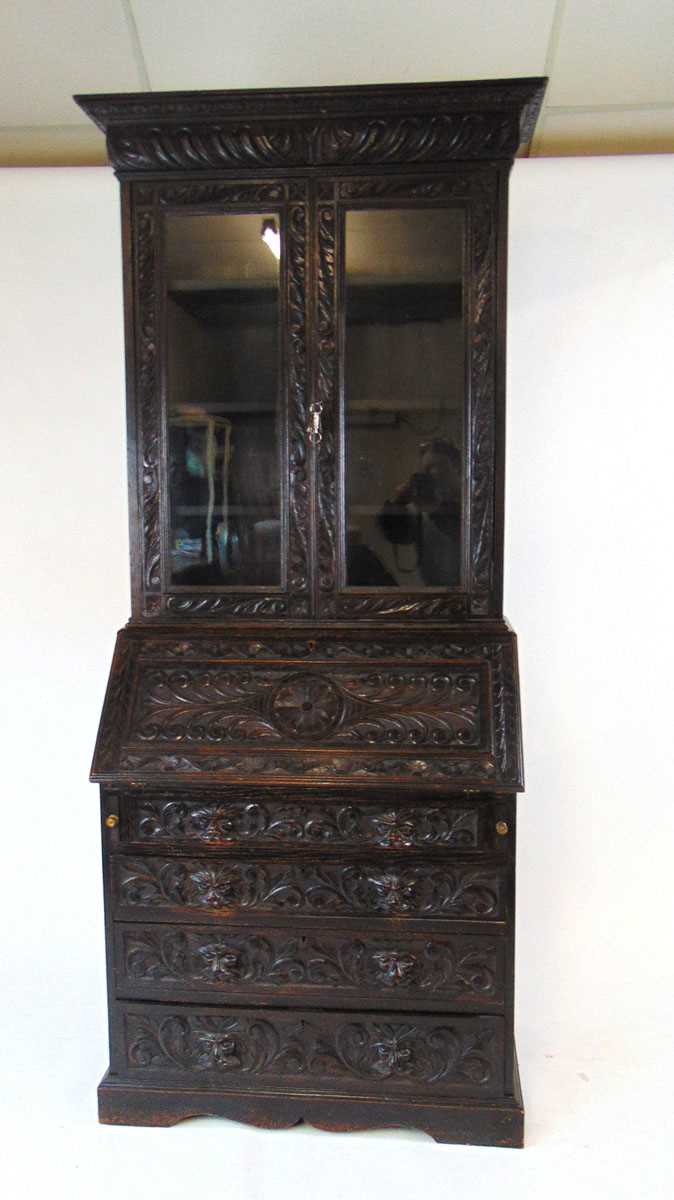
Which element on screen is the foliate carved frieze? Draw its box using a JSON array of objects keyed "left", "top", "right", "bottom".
[
  {"left": 118, "top": 751, "right": 501, "bottom": 784},
  {"left": 336, "top": 173, "right": 497, "bottom": 202},
  {"left": 115, "top": 857, "right": 503, "bottom": 920},
  {"left": 134, "top": 634, "right": 503, "bottom": 661},
  {"left": 120, "top": 926, "right": 501, "bottom": 1002},
  {"left": 108, "top": 113, "right": 518, "bottom": 173},
  {"left": 125, "top": 1007, "right": 501, "bottom": 1091},
  {"left": 156, "top": 181, "right": 288, "bottom": 207},
  {"left": 127, "top": 796, "right": 482, "bottom": 850},
  {"left": 129, "top": 664, "right": 483, "bottom": 750},
  {"left": 337, "top": 596, "right": 469, "bottom": 619},
  {"left": 164, "top": 596, "right": 289, "bottom": 618}
]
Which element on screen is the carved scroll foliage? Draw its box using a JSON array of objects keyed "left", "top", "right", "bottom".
[
  {"left": 165, "top": 596, "right": 288, "bottom": 618},
  {"left": 116, "top": 857, "right": 502, "bottom": 919},
  {"left": 125, "top": 1008, "right": 499, "bottom": 1090},
  {"left": 135, "top": 204, "right": 161, "bottom": 597},
  {"left": 316, "top": 204, "right": 337, "bottom": 611},
  {"left": 119, "top": 750, "right": 501, "bottom": 784},
  {"left": 129, "top": 796, "right": 481, "bottom": 850},
  {"left": 157, "top": 181, "right": 287, "bottom": 206},
  {"left": 286, "top": 201, "right": 311, "bottom": 609},
  {"left": 121, "top": 927, "right": 500, "bottom": 1001},
  {"left": 337, "top": 174, "right": 495, "bottom": 201},
  {"left": 129, "top": 665, "right": 483, "bottom": 749},
  {"left": 469, "top": 201, "right": 496, "bottom": 610}
]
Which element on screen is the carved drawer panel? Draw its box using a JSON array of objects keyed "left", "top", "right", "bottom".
[
  {"left": 119, "top": 1002, "right": 505, "bottom": 1099},
  {"left": 113, "top": 855, "right": 505, "bottom": 923},
  {"left": 119, "top": 791, "right": 502, "bottom": 853},
  {"left": 115, "top": 923, "right": 505, "bottom": 1009}
]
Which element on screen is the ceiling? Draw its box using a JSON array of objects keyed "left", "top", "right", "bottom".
[{"left": 1, "top": 0, "right": 673, "bottom": 165}]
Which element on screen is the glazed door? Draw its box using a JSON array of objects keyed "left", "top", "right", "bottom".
[
  {"left": 314, "top": 170, "right": 504, "bottom": 620},
  {"left": 126, "top": 178, "right": 311, "bottom": 620}
]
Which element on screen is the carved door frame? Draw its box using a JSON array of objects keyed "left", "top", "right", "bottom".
[
  {"left": 314, "top": 167, "right": 508, "bottom": 621},
  {"left": 124, "top": 176, "right": 312, "bottom": 621}
]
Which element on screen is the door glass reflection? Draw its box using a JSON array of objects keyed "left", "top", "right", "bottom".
[
  {"left": 165, "top": 212, "right": 281, "bottom": 587},
  {"left": 344, "top": 208, "right": 465, "bottom": 589}
]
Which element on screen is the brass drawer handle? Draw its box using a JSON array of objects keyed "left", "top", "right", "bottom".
[
  {"left": 495, "top": 820, "right": 509, "bottom": 836},
  {"left": 105, "top": 814, "right": 119, "bottom": 829}
]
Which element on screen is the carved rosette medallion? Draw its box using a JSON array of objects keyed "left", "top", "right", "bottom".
[{"left": 270, "top": 673, "right": 343, "bottom": 738}]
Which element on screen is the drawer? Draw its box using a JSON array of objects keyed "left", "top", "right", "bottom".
[
  {"left": 113, "top": 854, "right": 507, "bottom": 923},
  {"left": 116, "top": 1001, "right": 505, "bottom": 1099},
  {"left": 114, "top": 922, "right": 505, "bottom": 1010},
  {"left": 116, "top": 790, "right": 508, "bottom": 854}
]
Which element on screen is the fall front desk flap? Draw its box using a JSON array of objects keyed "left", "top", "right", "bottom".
[{"left": 91, "top": 629, "right": 523, "bottom": 791}]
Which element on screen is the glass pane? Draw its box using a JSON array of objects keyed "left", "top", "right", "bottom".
[
  {"left": 165, "top": 212, "right": 281, "bottom": 587},
  {"left": 345, "top": 208, "right": 464, "bottom": 589}
]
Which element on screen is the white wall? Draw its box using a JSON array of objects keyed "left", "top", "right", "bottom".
[{"left": 1, "top": 159, "right": 673, "bottom": 1199}]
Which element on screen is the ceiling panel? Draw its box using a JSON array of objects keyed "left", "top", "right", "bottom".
[
  {"left": 548, "top": 0, "right": 674, "bottom": 106},
  {"left": 533, "top": 106, "right": 674, "bottom": 156},
  {"left": 0, "top": 1, "right": 145, "bottom": 126},
  {"left": 0, "top": 126, "right": 106, "bottom": 165},
  {"left": 131, "top": 0, "right": 556, "bottom": 91}
]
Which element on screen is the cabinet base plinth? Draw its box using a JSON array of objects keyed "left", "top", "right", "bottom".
[{"left": 98, "top": 1063, "right": 524, "bottom": 1147}]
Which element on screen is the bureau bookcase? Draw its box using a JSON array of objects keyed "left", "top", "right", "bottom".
[{"left": 77, "top": 77, "right": 546, "bottom": 1145}]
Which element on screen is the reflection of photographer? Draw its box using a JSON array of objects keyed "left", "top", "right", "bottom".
[{"left": 377, "top": 438, "right": 461, "bottom": 586}]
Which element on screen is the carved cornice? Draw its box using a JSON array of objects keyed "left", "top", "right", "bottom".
[{"left": 75, "top": 79, "right": 546, "bottom": 174}]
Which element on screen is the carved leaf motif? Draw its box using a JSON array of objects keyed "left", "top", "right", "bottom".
[
  {"left": 125, "top": 1010, "right": 499, "bottom": 1091},
  {"left": 116, "top": 858, "right": 502, "bottom": 919},
  {"left": 130, "top": 665, "right": 483, "bottom": 749},
  {"left": 130, "top": 796, "right": 481, "bottom": 850},
  {"left": 121, "top": 927, "right": 500, "bottom": 1000}
]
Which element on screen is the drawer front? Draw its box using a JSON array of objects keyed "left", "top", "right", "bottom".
[
  {"left": 113, "top": 855, "right": 506, "bottom": 923},
  {"left": 115, "top": 923, "right": 505, "bottom": 1009},
  {"left": 119, "top": 791, "right": 504, "bottom": 853},
  {"left": 118, "top": 1002, "right": 505, "bottom": 1099}
]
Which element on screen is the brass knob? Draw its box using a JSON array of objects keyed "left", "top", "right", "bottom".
[
  {"left": 105, "top": 814, "right": 119, "bottom": 829},
  {"left": 495, "top": 820, "right": 509, "bottom": 836}
]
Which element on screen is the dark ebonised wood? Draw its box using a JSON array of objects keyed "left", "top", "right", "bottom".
[{"left": 79, "top": 78, "right": 544, "bottom": 1145}]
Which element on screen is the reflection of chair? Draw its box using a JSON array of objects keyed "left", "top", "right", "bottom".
[{"left": 169, "top": 413, "right": 232, "bottom": 567}]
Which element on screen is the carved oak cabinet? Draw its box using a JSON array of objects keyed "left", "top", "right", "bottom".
[{"left": 76, "top": 78, "right": 545, "bottom": 1146}]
